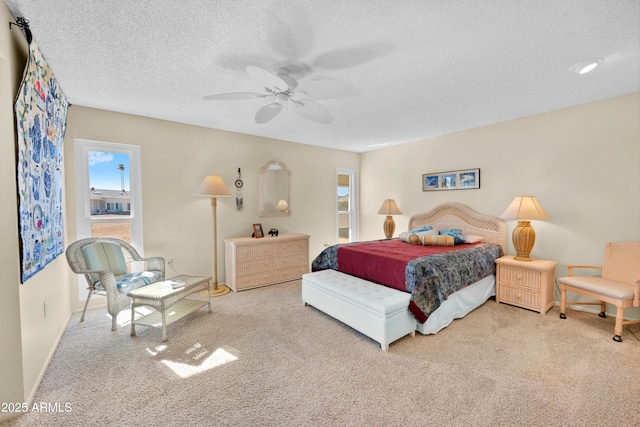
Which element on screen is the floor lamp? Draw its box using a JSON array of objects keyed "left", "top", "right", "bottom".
[{"left": 195, "top": 175, "right": 232, "bottom": 296}]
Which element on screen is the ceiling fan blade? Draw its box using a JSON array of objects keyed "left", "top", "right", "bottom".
[
  {"left": 203, "top": 92, "right": 267, "bottom": 101},
  {"left": 246, "top": 66, "right": 290, "bottom": 92},
  {"left": 295, "top": 80, "right": 353, "bottom": 101},
  {"left": 291, "top": 99, "right": 334, "bottom": 124},
  {"left": 255, "top": 102, "right": 284, "bottom": 124}
]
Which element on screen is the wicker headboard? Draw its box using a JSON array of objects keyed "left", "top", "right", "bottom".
[{"left": 408, "top": 202, "right": 507, "bottom": 255}]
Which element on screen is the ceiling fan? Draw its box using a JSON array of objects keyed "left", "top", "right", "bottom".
[{"left": 203, "top": 66, "right": 350, "bottom": 125}]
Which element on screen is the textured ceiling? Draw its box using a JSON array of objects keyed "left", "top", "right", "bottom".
[{"left": 4, "top": 0, "right": 640, "bottom": 153}]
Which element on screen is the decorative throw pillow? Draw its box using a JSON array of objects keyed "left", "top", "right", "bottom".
[
  {"left": 81, "top": 242, "right": 129, "bottom": 276},
  {"left": 408, "top": 225, "right": 433, "bottom": 234},
  {"left": 399, "top": 231, "right": 420, "bottom": 244},
  {"left": 464, "top": 234, "right": 484, "bottom": 243},
  {"left": 421, "top": 234, "right": 454, "bottom": 246},
  {"left": 416, "top": 229, "right": 437, "bottom": 237},
  {"left": 439, "top": 228, "right": 465, "bottom": 245}
]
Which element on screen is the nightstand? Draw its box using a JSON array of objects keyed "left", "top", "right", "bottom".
[{"left": 495, "top": 256, "right": 557, "bottom": 315}]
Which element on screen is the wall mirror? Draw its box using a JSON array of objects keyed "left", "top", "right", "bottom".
[{"left": 259, "top": 160, "right": 291, "bottom": 217}]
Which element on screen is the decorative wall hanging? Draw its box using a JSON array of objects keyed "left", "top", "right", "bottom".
[
  {"left": 234, "top": 167, "right": 243, "bottom": 209},
  {"left": 422, "top": 168, "right": 480, "bottom": 191},
  {"left": 15, "top": 40, "right": 70, "bottom": 282}
]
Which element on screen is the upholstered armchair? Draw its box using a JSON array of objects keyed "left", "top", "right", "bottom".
[
  {"left": 559, "top": 242, "right": 640, "bottom": 342},
  {"left": 66, "top": 237, "right": 165, "bottom": 331}
]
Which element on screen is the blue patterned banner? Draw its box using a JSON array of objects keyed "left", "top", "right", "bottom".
[{"left": 15, "top": 41, "right": 69, "bottom": 283}]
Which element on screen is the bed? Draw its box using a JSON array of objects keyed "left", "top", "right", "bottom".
[{"left": 308, "top": 202, "right": 506, "bottom": 336}]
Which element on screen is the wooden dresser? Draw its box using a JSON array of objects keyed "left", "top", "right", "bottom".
[
  {"left": 224, "top": 233, "right": 310, "bottom": 292},
  {"left": 495, "top": 256, "right": 557, "bottom": 315}
]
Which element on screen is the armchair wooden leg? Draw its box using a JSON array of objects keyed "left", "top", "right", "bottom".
[
  {"left": 599, "top": 301, "right": 606, "bottom": 318},
  {"left": 559, "top": 287, "right": 567, "bottom": 319},
  {"left": 613, "top": 306, "right": 624, "bottom": 342}
]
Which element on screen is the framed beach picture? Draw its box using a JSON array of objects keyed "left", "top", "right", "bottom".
[
  {"left": 252, "top": 223, "right": 265, "bottom": 238},
  {"left": 422, "top": 168, "right": 480, "bottom": 191}
]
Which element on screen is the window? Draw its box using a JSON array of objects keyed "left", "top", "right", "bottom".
[
  {"left": 74, "top": 140, "right": 143, "bottom": 300},
  {"left": 74, "top": 139, "right": 143, "bottom": 245},
  {"left": 336, "top": 169, "right": 357, "bottom": 243}
]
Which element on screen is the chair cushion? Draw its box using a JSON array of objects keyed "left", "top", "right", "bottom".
[
  {"left": 82, "top": 241, "right": 129, "bottom": 275},
  {"left": 94, "top": 271, "right": 162, "bottom": 293},
  {"left": 559, "top": 276, "right": 634, "bottom": 300}
]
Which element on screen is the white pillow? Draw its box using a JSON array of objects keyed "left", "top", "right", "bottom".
[{"left": 464, "top": 234, "right": 484, "bottom": 243}]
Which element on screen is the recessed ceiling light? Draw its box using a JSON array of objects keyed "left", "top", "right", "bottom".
[{"left": 571, "top": 57, "right": 604, "bottom": 74}]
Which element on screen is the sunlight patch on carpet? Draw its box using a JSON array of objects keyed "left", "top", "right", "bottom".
[
  {"left": 161, "top": 348, "right": 238, "bottom": 378},
  {"left": 109, "top": 307, "right": 155, "bottom": 327}
]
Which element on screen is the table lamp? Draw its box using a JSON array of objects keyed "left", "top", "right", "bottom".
[
  {"left": 377, "top": 199, "right": 402, "bottom": 239},
  {"left": 276, "top": 199, "right": 289, "bottom": 212},
  {"left": 500, "top": 195, "right": 549, "bottom": 261}
]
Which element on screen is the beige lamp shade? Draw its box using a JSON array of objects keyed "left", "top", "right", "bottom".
[
  {"left": 377, "top": 199, "right": 402, "bottom": 239},
  {"left": 377, "top": 199, "right": 402, "bottom": 216},
  {"left": 500, "top": 195, "right": 549, "bottom": 261},
  {"left": 276, "top": 199, "right": 289, "bottom": 212},
  {"left": 194, "top": 175, "right": 232, "bottom": 197}
]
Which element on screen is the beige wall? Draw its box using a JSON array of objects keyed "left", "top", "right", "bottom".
[
  {"left": 63, "top": 106, "right": 360, "bottom": 313},
  {"left": 2, "top": 2, "right": 72, "bottom": 420},
  {"left": 360, "top": 93, "right": 640, "bottom": 316}
]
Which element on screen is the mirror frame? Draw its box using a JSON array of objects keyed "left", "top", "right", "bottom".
[{"left": 259, "top": 160, "right": 291, "bottom": 217}]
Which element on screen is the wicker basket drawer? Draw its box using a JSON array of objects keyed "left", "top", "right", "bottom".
[
  {"left": 237, "top": 257, "right": 274, "bottom": 275},
  {"left": 236, "top": 244, "right": 275, "bottom": 260},
  {"left": 276, "top": 239, "right": 308, "bottom": 254},
  {"left": 498, "top": 266, "right": 541, "bottom": 290},
  {"left": 276, "top": 265, "right": 309, "bottom": 282},
  {"left": 236, "top": 271, "right": 276, "bottom": 289},
  {"left": 498, "top": 283, "right": 541, "bottom": 311},
  {"left": 276, "top": 252, "right": 308, "bottom": 269}
]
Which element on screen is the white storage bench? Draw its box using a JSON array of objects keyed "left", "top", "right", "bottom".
[{"left": 302, "top": 269, "right": 416, "bottom": 351}]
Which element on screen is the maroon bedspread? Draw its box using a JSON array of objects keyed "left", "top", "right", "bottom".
[{"left": 337, "top": 240, "right": 479, "bottom": 292}]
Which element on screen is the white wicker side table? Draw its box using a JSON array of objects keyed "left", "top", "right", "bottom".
[{"left": 128, "top": 274, "right": 212, "bottom": 341}]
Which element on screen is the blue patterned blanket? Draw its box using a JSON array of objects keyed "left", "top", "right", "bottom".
[{"left": 311, "top": 241, "right": 502, "bottom": 323}]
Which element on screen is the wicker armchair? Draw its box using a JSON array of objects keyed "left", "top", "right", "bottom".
[
  {"left": 559, "top": 242, "right": 640, "bottom": 342},
  {"left": 66, "top": 237, "right": 165, "bottom": 331}
]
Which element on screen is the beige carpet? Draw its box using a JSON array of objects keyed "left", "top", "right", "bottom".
[{"left": 3, "top": 280, "right": 640, "bottom": 427}]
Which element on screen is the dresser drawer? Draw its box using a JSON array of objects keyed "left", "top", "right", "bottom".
[
  {"left": 236, "top": 257, "right": 274, "bottom": 275},
  {"left": 236, "top": 243, "right": 275, "bottom": 260},
  {"left": 498, "top": 283, "right": 541, "bottom": 311},
  {"left": 235, "top": 271, "right": 277, "bottom": 290},
  {"left": 276, "top": 265, "right": 309, "bottom": 282},
  {"left": 498, "top": 266, "right": 541, "bottom": 290},
  {"left": 276, "top": 239, "right": 308, "bottom": 254},
  {"left": 276, "top": 252, "right": 308, "bottom": 269}
]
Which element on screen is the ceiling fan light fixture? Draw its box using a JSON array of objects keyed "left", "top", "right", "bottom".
[{"left": 571, "top": 57, "right": 604, "bottom": 74}]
